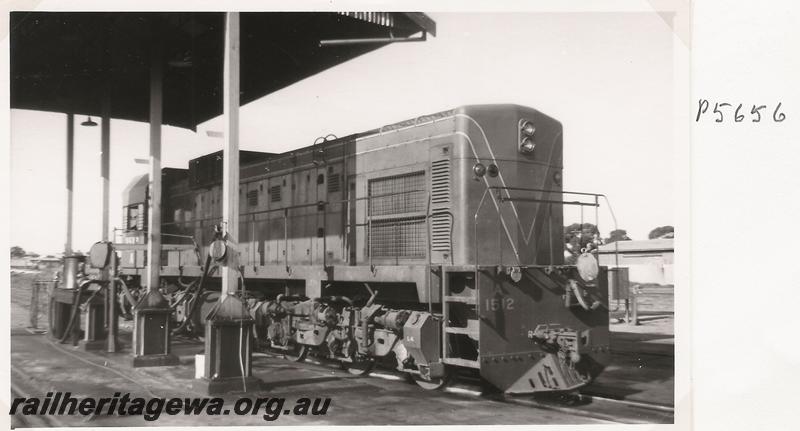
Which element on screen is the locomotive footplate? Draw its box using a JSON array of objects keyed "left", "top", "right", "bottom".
[{"left": 475, "top": 265, "right": 611, "bottom": 394}]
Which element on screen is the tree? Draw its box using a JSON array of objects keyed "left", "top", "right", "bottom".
[
  {"left": 605, "top": 229, "right": 632, "bottom": 244},
  {"left": 10, "top": 246, "right": 26, "bottom": 259},
  {"left": 648, "top": 225, "right": 674, "bottom": 239}
]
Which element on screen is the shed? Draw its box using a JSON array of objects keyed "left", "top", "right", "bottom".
[{"left": 598, "top": 238, "right": 674, "bottom": 285}]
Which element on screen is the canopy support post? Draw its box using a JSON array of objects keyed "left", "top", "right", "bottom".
[
  {"left": 80, "top": 95, "right": 116, "bottom": 352},
  {"left": 132, "top": 28, "right": 178, "bottom": 367},
  {"left": 146, "top": 45, "right": 163, "bottom": 295},
  {"left": 195, "top": 12, "right": 259, "bottom": 395},
  {"left": 101, "top": 95, "right": 119, "bottom": 353},
  {"left": 65, "top": 113, "right": 74, "bottom": 254}
]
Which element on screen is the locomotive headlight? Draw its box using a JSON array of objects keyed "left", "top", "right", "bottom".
[
  {"left": 521, "top": 121, "right": 536, "bottom": 136},
  {"left": 520, "top": 137, "right": 536, "bottom": 153},
  {"left": 487, "top": 164, "right": 499, "bottom": 177},
  {"left": 519, "top": 119, "right": 536, "bottom": 154},
  {"left": 473, "top": 162, "right": 487, "bottom": 177},
  {"left": 209, "top": 239, "right": 228, "bottom": 262},
  {"left": 577, "top": 253, "right": 599, "bottom": 282}
]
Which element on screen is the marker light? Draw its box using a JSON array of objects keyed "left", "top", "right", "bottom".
[
  {"left": 473, "top": 163, "right": 487, "bottom": 177},
  {"left": 487, "top": 164, "right": 499, "bottom": 177},
  {"left": 520, "top": 137, "right": 536, "bottom": 153}
]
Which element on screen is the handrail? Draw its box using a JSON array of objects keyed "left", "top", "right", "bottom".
[
  {"left": 116, "top": 187, "right": 431, "bottom": 235},
  {"left": 114, "top": 183, "right": 621, "bottom": 276},
  {"left": 486, "top": 185, "right": 605, "bottom": 198},
  {"left": 472, "top": 185, "right": 621, "bottom": 269}
]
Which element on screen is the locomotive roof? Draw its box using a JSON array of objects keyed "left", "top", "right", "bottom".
[
  {"left": 203, "top": 107, "right": 459, "bottom": 166},
  {"left": 187, "top": 106, "right": 492, "bottom": 167},
  {"left": 10, "top": 12, "right": 436, "bottom": 130}
]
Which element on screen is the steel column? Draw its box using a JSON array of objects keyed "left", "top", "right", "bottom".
[
  {"left": 65, "top": 113, "right": 74, "bottom": 254},
  {"left": 221, "top": 11, "right": 241, "bottom": 297},
  {"left": 146, "top": 42, "right": 163, "bottom": 292},
  {"left": 101, "top": 114, "right": 110, "bottom": 240},
  {"left": 131, "top": 27, "right": 178, "bottom": 368},
  {"left": 101, "top": 96, "right": 119, "bottom": 352},
  {"left": 195, "top": 12, "right": 259, "bottom": 394}
]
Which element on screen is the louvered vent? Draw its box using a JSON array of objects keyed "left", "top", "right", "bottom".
[
  {"left": 269, "top": 185, "right": 282, "bottom": 203},
  {"left": 430, "top": 159, "right": 452, "bottom": 253},
  {"left": 430, "top": 212, "right": 452, "bottom": 252},
  {"left": 246, "top": 190, "right": 258, "bottom": 206},
  {"left": 328, "top": 173, "right": 341, "bottom": 193},
  {"left": 430, "top": 159, "right": 450, "bottom": 204}
]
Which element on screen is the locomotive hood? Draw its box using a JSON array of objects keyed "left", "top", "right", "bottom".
[{"left": 122, "top": 174, "right": 148, "bottom": 207}]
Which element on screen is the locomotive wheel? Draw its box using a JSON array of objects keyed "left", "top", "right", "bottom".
[
  {"left": 343, "top": 357, "right": 375, "bottom": 376},
  {"left": 283, "top": 344, "right": 308, "bottom": 362},
  {"left": 412, "top": 369, "right": 451, "bottom": 391}
]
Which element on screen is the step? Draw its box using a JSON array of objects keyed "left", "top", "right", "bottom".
[
  {"left": 443, "top": 295, "right": 476, "bottom": 304},
  {"left": 441, "top": 265, "right": 477, "bottom": 273},
  {"left": 442, "top": 357, "right": 481, "bottom": 368},
  {"left": 444, "top": 319, "right": 480, "bottom": 338},
  {"left": 444, "top": 327, "right": 479, "bottom": 335}
]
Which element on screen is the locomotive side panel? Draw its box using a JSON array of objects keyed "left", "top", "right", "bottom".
[
  {"left": 231, "top": 146, "right": 352, "bottom": 270},
  {"left": 353, "top": 116, "right": 459, "bottom": 268}
]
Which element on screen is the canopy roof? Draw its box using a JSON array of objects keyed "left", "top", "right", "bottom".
[{"left": 10, "top": 12, "right": 435, "bottom": 130}]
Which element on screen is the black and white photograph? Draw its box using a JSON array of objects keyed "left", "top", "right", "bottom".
[{"left": 3, "top": 0, "right": 725, "bottom": 428}]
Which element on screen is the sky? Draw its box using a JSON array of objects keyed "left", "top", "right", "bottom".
[{"left": 9, "top": 12, "right": 677, "bottom": 255}]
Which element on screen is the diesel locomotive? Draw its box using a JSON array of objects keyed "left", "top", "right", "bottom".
[{"left": 114, "top": 104, "right": 612, "bottom": 393}]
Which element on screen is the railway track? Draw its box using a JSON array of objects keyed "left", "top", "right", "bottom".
[
  {"left": 8, "top": 338, "right": 672, "bottom": 426},
  {"left": 297, "top": 352, "right": 674, "bottom": 424},
  {"left": 578, "top": 393, "right": 674, "bottom": 413},
  {"left": 500, "top": 392, "right": 674, "bottom": 424},
  {"left": 9, "top": 283, "right": 673, "bottom": 425}
]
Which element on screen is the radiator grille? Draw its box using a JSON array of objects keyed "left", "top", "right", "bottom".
[
  {"left": 369, "top": 217, "right": 427, "bottom": 258},
  {"left": 367, "top": 171, "right": 426, "bottom": 259},
  {"left": 368, "top": 171, "right": 426, "bottom": 216}
]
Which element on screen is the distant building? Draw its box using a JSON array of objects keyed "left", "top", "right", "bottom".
[
  {"left": 32, "top": 255, "right": 62, "bottom": 270},
  {"left": 10, "top": 253, "right": 39, "bottom": 269},
  {"left": 598, "top": 239, "right": 674, "bottom": 285}
]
